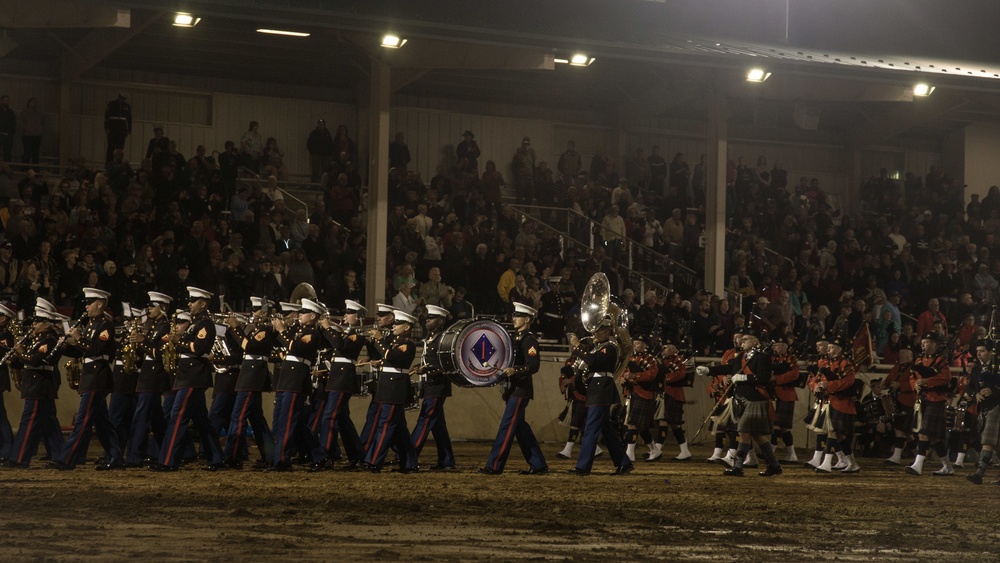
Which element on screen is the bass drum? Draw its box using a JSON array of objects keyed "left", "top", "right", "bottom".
[{"left": 433, "top": 318, "right": 515, "bottom": 387}]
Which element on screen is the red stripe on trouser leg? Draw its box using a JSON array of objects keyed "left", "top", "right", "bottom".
[
  {"left": 163, "top": 390, "right": 191, "bottom": 466},
  {"left": 493, "top": 398, "right": 522, "bottom": 471},
  {"left": 16, "top": 402, "right": 39, "bottom": 464},
  {"left": 63, "top": 393, "right": 95, "bottom": 464},
  {"left": 372, "top": 405, "right": 396, "bottom": 463},
  {"left": 325, "top": 393, "right": 345, "bottom": 451}
]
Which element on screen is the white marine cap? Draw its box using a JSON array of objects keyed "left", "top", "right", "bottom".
[
  {"left": 512, "top": 302, "right": 538, "bottom": 317},
  {"left": 83, "top": 287, "right": 111, "bottom": 301},
  {"left": 148, "top": 291, "right": 172, "bottom": 306},
  {"left": 36, "top": 307, "right": 68, "bottom": 322},
  {"left": 280, "top": 301, "right": 301, "bottom": 313},
  {"left": 0, "top": 303, "right": 15, "bottom": 318},
  {"left": 393, "top": 310, "right": 418, "bottom": 325},
  {"left": 376, "top": 303, "right": 398, "bottom": 316},
  {"left": 300, "top": 298, "right": 327, "bottom": 315},
  {"left": 547, "top": 276, "right": 562, "bottom": 283},
  {"left": 176, "top": 312, "right": 192, "bottom": 323},
  {"left": 250, "top": 296, "right": 266, "bottom": 308},
  {"left": 344, "top": 300, "right": 367, "bottom": 314},
  {"left": 187, "top": 286, "right": 213, "bottom": 300},
  {"left": 35, "top": 298, "right": 58, "bottom": 313},
  {"left": 425, "top": 304, "right": 450, "bottom": 318}
]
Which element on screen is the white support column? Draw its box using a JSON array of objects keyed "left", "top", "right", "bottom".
[
  {"left": 704, "top": 92, "right": 727, "bottom": 297},
  {"left": 365, "top": 57, "right": 391, "bottom": 312}
]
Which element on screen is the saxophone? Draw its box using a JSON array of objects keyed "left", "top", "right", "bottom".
[
  {"left": 66, "top": 357, "right": 82, "bottom": 391},
  {"left": 162, "top": 313, "right": 180, "bottom": 374},
  {"left": 121, "top": 317, "right": 141, "bottom": 374}
]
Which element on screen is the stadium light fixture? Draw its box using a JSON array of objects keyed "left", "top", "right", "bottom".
[
  {"left": 913, "top": 83, "right": 935, "bottom": 96},
  {"left": 569, "top": 54, "right": 595, "bottom": 66},
  {"left": 381, "top": 34, "right": 407, "bottom": 48},
  {"left": 746, "top": 68, "right": 771, "bottom": 82},
  {"left": 173, "top": 12, "right": 201, "bottom": 27}
]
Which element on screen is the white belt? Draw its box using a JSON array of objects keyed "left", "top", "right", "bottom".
[
  {"left": 591, "top": 372, "right": 613, "bottom": 378},
  {"left": 84, "top": 356, "right": 110, "bottom": 364},
  {"left": 109, "top": 116, "right": 128, "bottom": 120},
  {"left": 332, "top": 357, "right": 353, "bottom": 364},
  {"left": 144, "top": 355, "right": 155, "bottom": 362},
  {"left": 544, "top": 312, "right": 562, "bottom": 319},
  {"left": 180, "top": 353, "right": 210, "bottom": 359},
  {"left": 115, "top": 360, "right": 124, "bottom": 366},
  {"left": 244, "top": 354, "right": 267, "bottom": 361},
  {"left": 285, "top": 355, "right": 312, "bottom": 367},
  {"left": 382, "top": 367, "right": 409, "bottom": 374}
]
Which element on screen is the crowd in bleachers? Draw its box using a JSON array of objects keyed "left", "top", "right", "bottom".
[{"left": 0, "top": 96, "right": 993, "bottom": 362}]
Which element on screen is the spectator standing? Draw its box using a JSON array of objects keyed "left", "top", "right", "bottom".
[
  {"left": 306, "top": 119, "right": 334, "bottom": 183},
  {"left": 0, "top": 95, "right": 15, "bottom": 163},
  {"left": 389, "top": 132, "right": 411, "bottom": 175},
  {"left": 456, "top": 130, "right": 480, "bottom": 176},
  {"left": 557, "top": 141, "right": 582, "bottom": 179},
  {"left": 103, "top": 92, "right": 131, "bottom": 163},
  {"left": 332, "top": 125, "right": 357, "bottom": 165},
  {"left": 239, "top": 121, "right": 264, "bottom": 173},
  {"left": 19, "top": 97, "right": 43, "bottom": 165},
  {"left": 648, "top": 145, "right": 667, "bottom": 196},
  {"left": 511, "top": 137, "right": 536, "bottom": 204}
]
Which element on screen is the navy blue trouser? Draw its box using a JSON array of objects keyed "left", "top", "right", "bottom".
[
  {"left": 485, "top": 396, "right": 546, "bottom": 473},
  {"left": 159, "top": 387, "right": 222, "bottom": 468},
  {"left": 576, "top": 404, "right": 628, "bottom": 473},
  {"left": 271, "top": 391, "right": 325, "bottom": 466},
  {"left": 9, "top": 399, "right": 63, "bottom": 466},
  {"left": 0, "top": 390, "right": 14, "bottom": 460},
  {"left": 126, "top": 391, "right": 165, "bottom": 465},
  {"left": 320, "top": 390, "right": 363, "bottom": 463},
  {"left": 60, "top": 391, "right": 122, "bottom": 468},
  {"left": 410, "top": 397, "right": 454, "bottom": 468},
  {"left": 365, "top": 403, "right": 416, "bottom": 469},
  {"left": 108, "top": 392, "right": 136, "bottom": 453},
  {"left": 224, "top": 390, "right": 274, "bottom": 464}
]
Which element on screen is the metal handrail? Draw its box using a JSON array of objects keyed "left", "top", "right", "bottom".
[
  {"left": 510, "top": 206, "right": 672, "bottom": 299},
  {"left": 238, "top": 166, "right": 309, "bottom": 218}
]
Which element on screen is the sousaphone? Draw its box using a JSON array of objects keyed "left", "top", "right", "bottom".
[{"left": 577, "top": 273, "right": 632, "bottom": 383}]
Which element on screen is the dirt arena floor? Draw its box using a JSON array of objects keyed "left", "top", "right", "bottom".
[{"left": 1, "top": 441, "right": 998, "bottom": 562}]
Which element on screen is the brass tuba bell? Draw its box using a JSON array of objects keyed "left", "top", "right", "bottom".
[{"left": 579, "top": 272, "right": 633, "bottom": 381}]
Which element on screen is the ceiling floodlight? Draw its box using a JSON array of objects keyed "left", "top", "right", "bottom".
[
  {"left": 173, "top": 12, "right": 200, "bottom": 27},
  {"left": 569, "top": 54, "right": 595, "bottom": 66},
  {"left": 256, "top": 28, "right": 311, "bottom": 37},
  {"left": 746, "top": 68, "right": 771, "bottom": 82},
  {"left": 913, "top": 83, "right": 935, "bottom": 96},
  {"left": 381, "top": 34, "right": 407, "bottom": 48}
]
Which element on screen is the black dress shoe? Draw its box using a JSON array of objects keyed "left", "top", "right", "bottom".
[
  {"left": 148, "top": 463, "right": 177, "bottom": 472},
  {"left": 225, "top": 461, "right": 244, "bottom": 470},
  {"left": 309, "top": 459, "right": 333, "bottom": 472},
  {"left": 391, "top": 466, "right": 420, "bottom": 474},
  {"left": 519, "top": 466, "right": 549, "bottom": 475},
  {"left": 723, "top": 467, "right": 745, "bottom": 477},
  {"left": 368, "top": 464, "right": 383, "bottom": 473},
  {"left": 46, "top": 460, "right": 73, "bottom": 471},
  {"left": 340, "top": 462, "right": 364, "bottom": 472},
  {"left": 611, "top": 464, "right": 635, "bottom": 476},
  {"left": 124, "top": 462, "right": 144, "bottom": 469},
  {"left": 566, "top": 468, "right": 590, "bottom": 476},
  {"left": 429, "top": 464, "right": 457, "bottom": 471},
  {"left": 967, "top": 473, "right": 984, "bottom": 485},
  {"left": 201, "top": 463, "right": 226, "bottom": 472},
  {"left": 759, "top": 465, "right": 783, "bottom": 477},
  {"left": 478, "top": 467, "right": 502, "bottom": 475},
  {"left": 96, "top": 462, "right": 126, "bottom": 471},
  {"left": 0, "top": 459, "right": 28, "bottom": 469},
  {"left": 267, "top": 462, "right": 294, "bottom": 473}
]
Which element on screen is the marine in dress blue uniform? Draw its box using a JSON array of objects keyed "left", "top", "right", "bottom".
[
  {"left": 107, "top": 306, "right": 141, "bottom": 461},
  {"left": 224, "top": 296, "right": 277, "bottom": 468},
  {"left": 364, "top": 309, "right": 418, "bottom": 472},
  {"left": 568, "top": 317, "right": 633, "bottom": 476},
  {"left": 53, "top": 288, "right": 124, "bottom": 471},
  {"left": 357, "top": 304, "right": 398, "bottom": 461},
  {"left": 270, "top": 298, "right": 331, "bottom": 471},
  {"left": 410, "top": 304, "right": 456, "bottom": 470},
  {"left": 152, "top": 287, "right": 224, "bottom": 471},
  {"left": 315, "top": 299, "right": 367, "bottom": 470},
  {"left": 1, "top": 300, "right": 65, "bottom": 468},
  {"left": 125, "top": 292, "right": 173, "bottom": 466},
  {"left": 208, "top": 318, "right": 243, "bottom": 447},
  {"left": 0, "top": 304, "right": 17, "bottom": 461},
  {"left": 481, "top": 302, "right": 547, "bottom": 475}
]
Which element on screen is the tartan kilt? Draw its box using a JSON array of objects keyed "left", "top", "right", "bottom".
[
  {"left": 655, "top": 395, "right": 685, "bottom": 426},
  {"left": 891, "top": 408, "right": 914, "bottom": 434},
  {"left": 828, "top": 407, "right": 855, "bottom": 439},
  {"left": 981, "top": 406, "right": 1000, "bottom": 447},
  {"left": 736, "top": 399, "right": 773, "bottom": 435},
  {"left": 569, "top": 398, "right": 587, "bottom": 429},
  {"left": 774, "top": 399, "right": 796, "bottom": 429},
  {"left": 915, "top": 401, "right": 947, "bottom": 443},
  {"left": 626, "top": 394, "right": 657, "bottom": 430}
]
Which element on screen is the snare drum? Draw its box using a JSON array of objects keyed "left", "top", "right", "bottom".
[
  {"left": 947, "top": 405, "right": 968, "bottom": 432},
  {"left": 355, "top": 367, "right": 374, "bottom": 397},
  {"left": 859, "top": 396, "right": 886, "bottom": 424},
  {"left": 431, "top": 318, "right": 514, "bottom": 387}
]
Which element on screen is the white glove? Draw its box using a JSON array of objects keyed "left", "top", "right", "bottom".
[
  {"left": 696, "top": 366, "right": 709, "bottom": 377},
  {"left": 732, "top": 374, "right": 748, "bottom": 383}
]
